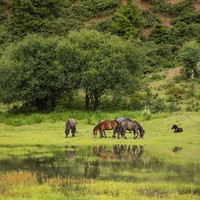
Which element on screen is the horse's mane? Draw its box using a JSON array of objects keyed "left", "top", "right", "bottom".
[
  {"left": 93, "top": 123, "right": 100, "bottom": 131},
  {"left": 114, "top": 120, "right": 119, "bottom": 125},
  {"left": 133, "top": 120, "right": 144, "bottom": 132}
]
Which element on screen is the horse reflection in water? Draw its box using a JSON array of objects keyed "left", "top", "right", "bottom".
[
  {"left": 93, "top": 145, "right": 144, "bottom": 162},
  {"left": 65, "top": 145, "right": 76, "bottom": 160},
  {"left": 93, "top": 145, "right": 116, "bottom": 159},
  {"left": 113, "top": 145, "right": 144, "bottom": 162},
  {"left": 84, "top": 160, "right": 100, "bottom": 178}
]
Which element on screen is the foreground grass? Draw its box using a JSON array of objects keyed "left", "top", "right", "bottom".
[
  {"left": 0, "top": 111, "right": 200, "bottom": 199},
  {"left": 0, "top": 170, "right": 200, "bottom": 200}
]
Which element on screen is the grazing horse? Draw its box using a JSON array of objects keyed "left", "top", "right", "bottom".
[
  {"left": 65, "top": 118, "right": 77, "bottom": 138},
  {"left": 172, "top": 124, "right": 183, "bottom": 133},
  {"left": 93, "top": 120, "right": 119, "bottom": 138},
  {"left": 115, "top": 117, "right": 132, "bottom": 123},
  {"left": 120, "top": 120, "right": 145, "bottom": 139}
]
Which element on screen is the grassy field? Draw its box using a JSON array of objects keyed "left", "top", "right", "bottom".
[{"left": 0, "top": 110, "right": 200, "bottom": 199}]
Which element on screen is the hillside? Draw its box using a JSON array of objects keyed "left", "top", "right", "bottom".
[{"left": 0, "top": 0, "right": 199, "bottom": 112}]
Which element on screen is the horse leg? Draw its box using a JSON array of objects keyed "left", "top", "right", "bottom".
[
  {"left": 100, "top": 130, "right": 103, "bottom": 138},
  {"left": 122, "top": 127, "right": 127, "bottom": 139},
  {"left": 72, "top": 127, "right": 75, "bottom": 137},
  {"left": 133, "top": 130, "right": 137, "bottom": 139},
  {"left": 104, "top": 130, "right": 106, "bottom": 138},
  {"left": 117, "top": 130, "right": 120, "bottom": 139},
  {"left": 123, "top": 131, "right": 127, "bottom": 139},
  {"left": 112, "top": 129, "right": 116, "bottom": 138}
]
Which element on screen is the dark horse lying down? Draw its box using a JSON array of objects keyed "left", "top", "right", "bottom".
[
  {"left": 172, "top": 124, "right": 183, "bottom": 133},
  {"left": 93, "top": 120, "right": 120, "bottom": 138},
  {"left": 65, "top": 118, "right": 77, "bottom": 137}
]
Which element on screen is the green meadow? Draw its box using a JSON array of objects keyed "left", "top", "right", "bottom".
[{"left": 0, "top": 110, "right": 200, "bottom": 200}]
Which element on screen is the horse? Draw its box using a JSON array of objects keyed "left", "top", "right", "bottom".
[
  {"left": 119, "top": 120, "right": 145, "bottom": 139},
  {"left": 65, "top": 118, "right": 77, "bottom": 138},
  {"left": 115, "top": 117, "right": 133, "bottom": 134},
  {"left": 93, "top": 120, "right": 120, "bottom": 138},
  {"left": 115, "top": 117, "right": 132, "bottom": 123},
  {"left": 172, "top": 124, "right": 183, "bottom": 133}
]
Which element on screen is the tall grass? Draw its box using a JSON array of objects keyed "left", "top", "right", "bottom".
[{"left": 0, "top": 109, "right": 150, "bottom": 126}]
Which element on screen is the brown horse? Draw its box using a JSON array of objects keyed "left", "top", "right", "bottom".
[
  {"left": 120, "top": 120, "right": 145, "bottom": 139},
  {"left": 93, "top": 120, "right": 119, "bottom": 138}
]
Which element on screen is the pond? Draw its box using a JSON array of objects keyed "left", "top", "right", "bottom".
[{"left": 0, "top": 144, "right": 200, "bottom": 185}]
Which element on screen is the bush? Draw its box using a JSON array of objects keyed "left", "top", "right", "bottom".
[
  {"left": 186, "top": 102, "right": 200, "bottom": 112},
  {"left": 150, "top": 98, "right": 167, "bottom": 113},
  {"left": 142, "top": 109, "right": 152, "bottom": 120},
  {"left": 165, "top": 85, "right": 185, "bottom": 95},
  {"left": 167, "top": 102, "right": 181, "bottom": 112}
]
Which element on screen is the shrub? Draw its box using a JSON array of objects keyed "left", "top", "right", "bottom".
[
  {"left": 167, "top": 102, "right": 181, "bottom": 112},
  {"left": 142, "top": 109, "right": 152, "bottom": 120},
  {"left": 186, "top": 102, "right": 200, "bottom": 112}
]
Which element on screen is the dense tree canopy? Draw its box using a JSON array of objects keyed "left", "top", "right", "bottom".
[
  {"left": 0, "top": 35, "right": 66, "bottom": 110},
  {"left": 0, "top": 30, "right": 145, "bottom": 110},
  {"left": 178, "top": 40, "right": 200, "bottom": 79},
  {"left": 6, "top": 0, "right": 64, "bottom": 39},
  {"left": 66, "top": 29, "right": 144, "bottom": 110}
]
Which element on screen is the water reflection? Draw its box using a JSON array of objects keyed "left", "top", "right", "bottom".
[
  {"left": 84, "top": 160, "right": 100, "bottom": 178},
  {"left": 172, "top": 146, "right": 183, "bottom": 153},
  {"left": 65, "top": 145, "right": 76, "bottom": 160},
  {"left": 0, "top": 145, "right": 199, "bottom": 184},
  {"left": 93, "top": 144, "right": 144, "bottom": 163}
]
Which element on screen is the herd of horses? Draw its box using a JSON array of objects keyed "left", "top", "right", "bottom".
[
  {"left": 65, "top": 117, "right": 183, "bottom": 139},
  {"left": 65, "top": 117, "right": 145, "bottom": 139}
]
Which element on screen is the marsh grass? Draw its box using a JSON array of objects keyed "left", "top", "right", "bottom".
[
  {"left": 0, "top": 111, "right": 200, "bottom": 199},
  {"left": 1, "top": 170, "right": 200, "bottom": 200}
]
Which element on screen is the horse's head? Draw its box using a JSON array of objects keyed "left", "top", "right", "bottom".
[
  {"left": 65, "top": 128, "right": 70, "bottom": 138},
  {"left": 140, "top": 130, "right": 145, "bottom": 138},
  {"left": 172, "top": 124, "right": 178, "bottom": 130},
  {"left": 93, "top": 128, "right": 98, "bottom": 138}
]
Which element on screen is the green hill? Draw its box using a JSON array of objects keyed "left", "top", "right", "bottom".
[{"left": 0, "top": 0, "right": 199, "bottom": 112}]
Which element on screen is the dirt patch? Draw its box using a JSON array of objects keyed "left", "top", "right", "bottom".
[
  {"left": 193, "top": 0, "right": 200, "bottom": 11},
  {"left": 166, "top": 0, "right": 183, "bottom": 4},
  {"left": 141, "top": 28, "right": 152, "bottom": 38},
  {"left": 159, "top": 67, "right": 181, "bottom": 80},
  {"left": 134, "top": 0, "right": 151, "bottom": 10},
  {"left": 121, "top": 0, "right": 127, "bottom": 5},
  {"left": 159, "top": 15, "right": 173, "bottom": 29}
]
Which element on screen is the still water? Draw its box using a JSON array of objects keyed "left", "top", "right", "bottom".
[{"left": 0, "top": 144, "right": 200, "bottom": 185}]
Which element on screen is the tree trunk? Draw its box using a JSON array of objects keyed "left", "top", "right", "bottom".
[
  {"left": 50, "top": 94, "right": 56, "bottom": 108},
  {"left": 35, "top": 97, "right": 48, "bottom": 111},
  {"left": 93, "top": 94, "right": 100, "bottom": 111},
  {"left": 85, "top": 93, "right": 90, "bottom": 110}
]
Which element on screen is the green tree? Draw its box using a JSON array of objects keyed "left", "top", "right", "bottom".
[
  {"left": 0, "top": 34, "right": 67, "bottom": 110},
  {"left": 67, "top": 29, "right": 144, "bottom": 110},
  {"left": 178, "top": 40, "right": 200, "bottom": 79},
  {"left": 6, "top": 0, "right": 64, "bottom": 39},
  {"left": 110, "top": 3, "right": 143, "bottom": 39}
]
